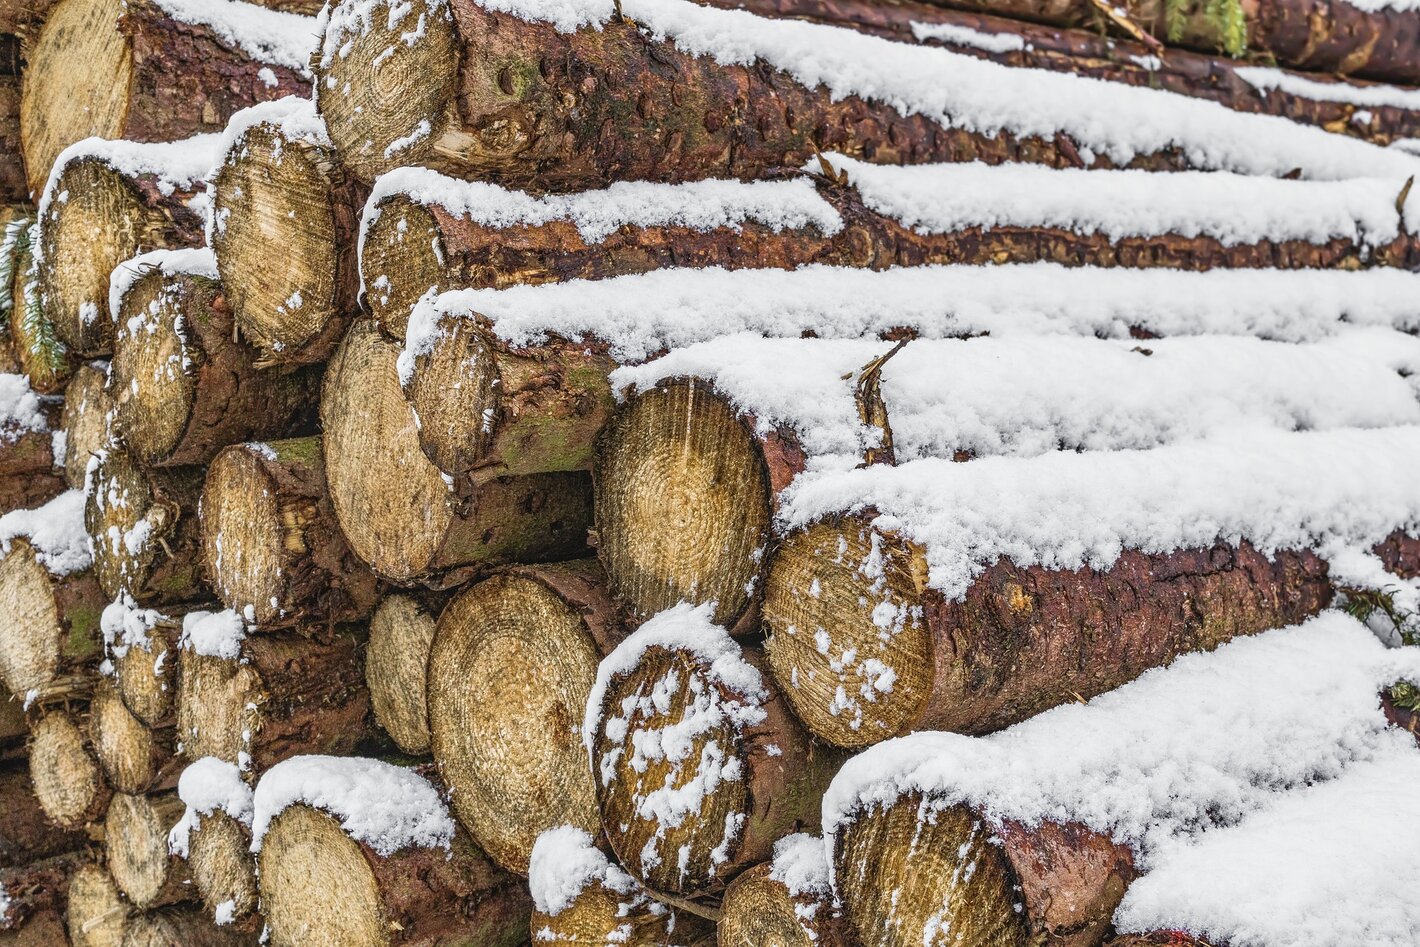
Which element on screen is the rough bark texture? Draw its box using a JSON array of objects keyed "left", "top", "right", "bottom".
[
  {"left": 84, "top": 447, "right": 205, "bottom": 604},
  {"left": 19, "top": 0, "right": 309, "bottom": 198},
  {"left": 201, "top": 437, "right": 378, "bottom": 627},
  {"left": 0, "top": 762, "right": 85, "bottom": 866},
  {"left": 764, "top": 519, "right": 1334, "bottom": 747},
  {"left": 427, "top": 560, "right": 627, "bottom": 874},
  {"left": 105, "top": 792, "right": 191, "bottom": 910},
  {"left": 0, "top": 393, "right": 64, "bottom": 510},
  {"left": 322, "top": 319, "right": 594, "bottom": 585},
  {"left": 89, "top": 681, "right": 178, "bottom": 795},
  {"left": 109, "top": 269, "right": 320, "bottom": 467},
  {"left": 258, "top": 804, "right": 531, "bottom": 947},
  {"left": 589, "top": 642, "right": 842, "bottom": 895},
  {"left": 177, "top": 627, "right": 371, "bottom": 773},
  {"left": 28, "top": 707, "right": 111, "bottom": 829},
  {"left": 59, "top": 362, "right": 111, "bottom": 489},
  {"left": 0, "top": 851, "right": 85, "bottom": 931},
  {"left": 836, "top": 796, "right": 1136, "bottom": 947},
  {"left": 719, "top": 862, "right": 851, "bottom": 947},
  {"left": 66, "top": 860, "right": 132, "bottom": 947},
  {"left": 0, "top": 540, "right": 105, "bottom": 699},
  {"left": 0, "top": 78, "right": 27, "bottom": 211},
  {"left": 119, "top": 909, "right": 259, "bottom": 947}
]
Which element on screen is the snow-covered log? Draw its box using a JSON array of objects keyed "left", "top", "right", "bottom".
[
  {"left": 824, "top": 614, "right": 1420, "bottom": 947},
  {"left": 3, "top": 216, "right": 74, "bottom": 397},
  {"left": 65, "top": 859, "right": 131, "bottom": 947},
  {"left": 0, "top": 851, "right": 84, "bottom": 933},
  {"left": 168, "top": 758, "right": 256, "bottom": 928},
  {"left": 200, "top": 437, "right": 377, "bottom": 627},
  {"left": 364, "top": 594, "right": 439, "bottom": 755},
  {"left": 107, "top": 252, "right": 320, "bottom": 468},
  {"left": 425, "top": 560, "right": 625, "bottom": 875},
  {"left": 84, "top": 446, "right": 205, "bottom": 604},
  {"left": 0, "top": 762, "right": 84, "bottom": 866},
  {"left": 321, "top": 320, "right": 593, "bottom": 584},
  {"left": 718, "top": 836, "right": 850, "bottom": 947},
  {"left": 28, "top": 708, "right": 110, "bottom": 829},
  {"left": 33, "top": 136, "right": 214, "bottom": 357},
  {"left": 0, "top": 373, "right": 66, "bottom": 510},
  {"left": 176, "top": 616, "right": 369, "bottom": 773},
  {"left": 57, "top": 363, "right": 110, "bottom": 489},
  {"left": 253, "top": 757, "right": 531, "bottom": 947},
  {"left": 313, "top": 0, "right": 1420, "bottom": 188},
  {"left": 101, "top": 595, "right": 184, "bottom": 729},
  {"left": 584, "top": 605, "right": 843, "bottom": 895},
  {"left": 89, "top": 680, "right": 175, "bottom": 795},
  {"left": 208, "top": 98, "right": 366, "bottom": 366},
  {"left": 19, "top": 0, "right": 312, "bottom": 198},
  {"left": 106, "top": 791, "right": 191, "bottom": 910}
]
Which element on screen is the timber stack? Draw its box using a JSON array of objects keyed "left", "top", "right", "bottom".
[{"left": 1, "top": 0, "right": 1419, "bottom": 944}]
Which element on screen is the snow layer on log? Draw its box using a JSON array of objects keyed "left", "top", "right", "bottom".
[
  {"left": 322, "top": 0, "right": 1420, "bottom": 180},
  {"left": 178, "top": 609, "right": 246, "bottom": 660},
  {"left": 1235, "top": 65, "right": 1420, "bottom": 110},
  {"left": 100, "top": 592, "right": 165, "bottom": 660},
  {"left": 0, "top": 375, "right": 55, "bottom": 443},
  {"left": 150, "top": 0, "right": 317, "bottom": 74},
  {"left": 909, "top": 20, "right": 1027, "bottom": 53},
  {"left": 250, "top": 755, "right": 455, "bottom": 855},
  {"left": 409, "top": 264, "right": 1420, "bottom": 362},
  {"left": 206, "top": 96, "right": 331, "bottom": 244},
  {"left": 822, "top": 612, "right": 1420, "bottom": 868},
  {"left": 107, "top": 247, "right": 218, "bottom": 324},
  {"left": 769, "top": 832, "right": 831, "bottom": 901},
  {"left": 822, "top": 153, "right": 1420, "bottom": 245},
  {"left": 0, "top": 489, "right": 90, "bottom": 576},
  {"left": 1113, "top": 751, "right": 1420, "bottom": 947},
  {"left": 168, "top": 757, "right": 253, "bottom": 858},
  {"left": 610, "top": 332, "right": 1420, "bottom": 463},
  {"left": 778, "top": 426, "right": 1420, "bottom": 600},
  {"left": 527, "top": 825, "right": 638, "bottom": 916}
]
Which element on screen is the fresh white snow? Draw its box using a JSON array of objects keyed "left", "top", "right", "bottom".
[
  {"left": 151, "top": 0, "right": 317, "bottom": 73},
  {"left": 100, "top": 592, "right": 167, "bottom": 660},
  {"left": 178, "top": 609, "right": 248, "bottom": 661},
  {"left": 107, "top": 247, "right": 218, "bottom": 324},
  {"left": 527, "top": 825, "right": 640, "bottom": 916},
  {"left": 0, "top": 490, "right": 92, "bottom": 576},
  {"left": 0, "top": 374, "right": 55, "bottom": 444},
  {"left": 169, "top": 757, "right": 254, "bottom": 858}
]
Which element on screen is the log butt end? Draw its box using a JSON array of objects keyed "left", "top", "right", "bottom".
[
  {"left": 360, "top": 196, "right": 443, "bottom": 338},
  {"left": 366, "top": 594, "right": 435, "bottom": 756},
  {"left": 30, "top": 709, "right": 110, "bottom": 829},
  {"left": 186, "top": 810, "right": 257, "bottom": 928},
  {"left": 110, "top": 271, "right": 199, "bottom": 467},
  {"left": 105, "top": 791, "right": 187, "bottom": 910},
  {"left": 0, "top": 539, "right": 63, "bottom": 697},
  {"left": 66, "top": 861, "right": 132, "bottom": 947}
]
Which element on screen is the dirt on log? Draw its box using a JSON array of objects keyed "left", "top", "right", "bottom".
[
  {"left": 257, "top": 803, "right": 531, "bottom": 947},
  {"left": 19, "top": 0, "right": 308, "bottom": 198},
  {"left": 109, "top": 266, "right": 320, "bottom": 467},
  {"left": 201, "top": 437, "right": 378, "bottom": 627},
  {"left": 28, "top": 707, "right": 111, "bottom": 829},
  {"left": 0, "top": 538, "right": 105, "bottom": 700}
]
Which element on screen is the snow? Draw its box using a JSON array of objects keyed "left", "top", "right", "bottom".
[
  {"left": 0, "top": 373, "right": 54, "bottom": 444},
  {"left": 777, "top": 425, "right": 1420, "bottom": 601},
  {"left": 610, "top": 332, "right": 1420, "bottom": 463},
  {"left": 528, "top": 825, "right": 639, "bottom": 916},
  {"left": 408, "top": 263, "right": 1420, "bottom": 363},
  {"left": 108, "top": 248, "right": 218, "bottom": 324},
  {"left": 909, "top": 21, "right": 1027, "bottom": 53},
  {"left": 0, "top": 490, "right": 92, "bottom": 576},
  {"left": 178, "top": 610, "right": 247, "bottom": 660},
  {"left": 100, "top": 592, "right": 166, "bottom": 660},
  {"left": 821, "top": 153, "right": 1420, "bottom": 244},
  {"left": 151, "top": 0, "right": 316, "bottom": 73},
  {"left": 213, "top": 96, "right": 330, "bottom": 167},
  {"left": 250, "top": 755, "right": 455, "bottom": 856},
  {"left": 447, "top": 0, "right": 1420, "bottom": 180},
  {"left": 821, "top": 612, "right": 1420, "bottom": 878},
  {"left": 769, "top": 832, "right": 831, "bottom": 899},
  {"left": 1236, "top": 66, "right": 1420, "bottom": 111},
  {"left": 1113, "top": 751, "right": 1420, "bottom": 947},
  {"left": 169, "top": 757, "right": 254, "bottom": 858}
]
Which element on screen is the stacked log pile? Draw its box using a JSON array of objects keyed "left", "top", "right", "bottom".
[{"left": 2, "top": 0, "right": 1420, "bottom": 944}]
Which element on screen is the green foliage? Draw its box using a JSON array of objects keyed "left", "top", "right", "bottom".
[
  {"left": 16, "top": 225, "right": 70, "bottom": 383},
  {"left": 0, "top": 216, "right": 32, "bottom": 319},
  {"left": 1163, "top": 0, "right": 1248, "bottom": 57},
  {"left": 1164, "top": 0, "right": 1190, "bottom": 44},
  {"left": 1388, "top": 680, "right": 1420, "bottom": 713},
  {"left": 1340, "top": 585, "right": 1420, "bottom": 647}
]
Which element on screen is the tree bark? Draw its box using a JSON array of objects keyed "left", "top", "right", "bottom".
[
  {"left": 84, "top": 446, "right": 205, "bottom": 604},
  {"left": 65, "top": 860, "right": 132, "bottom": 947},
  {"left": 0, "top": 907, "right": 69, "bottom": 947},
  {"left": 0, "top": 851, "right": 85, "bottom": 931},
  {"left": 34, "top": 149, "right": 207, "bottom": 357},
  {"left": 365, "top": 593, "right": 440, "bottom": 755},
  {"left": 19, "top": 0, "right": 309, "bottom": 199},
  {"left": 119, "top": 908, "right": 258, "bottom": 947},
  {"left": 0, "top": 77, "right": 25, "bottom": 210},
  {"left": 321, "top": 320, "right": 594, "bottom": 585},
  {"left": 427, "top": 559, "right": 627, "bottom": 874},
  {"left": 89, "top": 680, "right": 177, "bottom": 795},
  {"left": 28, "top": 707, "right": 111, "bottom": 829},
  {"left": 58, "top": 362, "right": 110, "bottom": 490},
  {"left": 109, "top": 267, "right": 320, "bottom": 467},
  {"left": 719, "top": 861, "right": 851, "bottom": 947},
  {"left": 1104, "top": 936, "right": 1211, "bottom": 947},
  {"left": 0, "top": 387, "right": 64, "bottom": 511},
  {"left": 0, "top": 762, "right": 85, "bottom": 866},
  {"left": 209, "top": 101, "right": 366, "bottom": 365},
  {"left": 105, "top": 792, "right": 192, "bottom": 911},
  {"left": 181, "top": 808, "right": 257, "bottom": 930},
  {"left": 257, "top": 803, "right": 531, "bottom": 947},
  {"left": 6, "top": 217, "right": 73, "bottom": 395},
  {"left": 177, "top": 627, "right": 371, "bottom": 773},
  {"left": 0, "top": 539, "right": 105, "bottom": 699},
  {"left": 200, "top": 437, "right": 378, "bottom": 627},
  {"left": 587, "top": 636, "right": 842, "bottom": 895},
  {"left": 764, "top": 519, "right": 1334, "bottom": 748},
  {"left": 835, "top": 796, "right": 1136, "bottom": 947}
]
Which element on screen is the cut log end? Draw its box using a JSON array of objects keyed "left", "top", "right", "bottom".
[
  {"left": 836, "top": 798, "right": 1028, "bottom": 947},
  {"left": 66, "top": 862, "right": 132, "bottom": 947},
  {"left": 764, "top": 520, "right": 933, "bottom": 749},
  {"left": 119, "top": 908, "right": 260, "bottom": 947},
  {"left": 19, "top": 0, "right": 132, "bottom": 197},
  {"left": 7, "top": 219, "right": 74, "bottom": 396},
  {"left": 200, "top": 444, "right": 295, "bottom": 625},
  {"left": 316, "top": 0, "right": 459, "bottom": 183},
  {"left": 60, "top": 362, "right": 113, "bottom": 490},
  {"left": 718, "top": 863, "right": 818, "bottom": 947},
  {"left": 112, "top": 625, "right": 177, "bottom": 729},
  {"left": 211, "top": 121, "right": 346, "bottom": 363},
  {"left": 90, "top": 680, "right": 168, "bottom": 794},
  {"left": 595, "top": 379, "right": 771, "bottom": 627},
  {"left": 29, "top": 709, "right": 109, "bottom": 829},
  {"left": 257, "top": 804, "right": 387, "bottom": 945},
  {"left": 0, "top": 539, "right": 65, "bottom": 696},
  {"left": 186, "top": 809, "right": 257, "bottom": 927},
  {"left": 106, "top": 792, "right": 189, "bottom": 910},
  {"left": 360, "top": 197, "right": 444, "bottom": 337},
  {"left": 366, "top": 594, "right": 435, "bottom": 755},
  {"left": 428, "top": 573, "right": 603, "bottom": 874},
  {"left": 110, "top": 271, "right": 199, "bottom": 466},
  {"left": 175, "top": 650, "right": 257, "bottom": 769}
]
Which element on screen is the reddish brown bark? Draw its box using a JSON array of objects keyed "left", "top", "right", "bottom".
[
  {"left": 0, "top": 397, "right": 65, "bottom": 511},
  {"left": 0, "top": 851, "right": 85, "bottom": 931},
  {"left": 1106, "top": 935, "right": 1213, "bottom": 947},
  {"left": 0, "top": 907, "right": 68, "bottom": 947},
  {"left": 0, "top": 76, "right": 23, "bottom": 205},
  {"left": 0, "top": 762, "right": 85, "bottom": 867}
]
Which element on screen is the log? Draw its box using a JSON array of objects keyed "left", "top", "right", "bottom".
[
  {"left": 0, "top": 851, "right": 85, "bottom": 931},
  {"left": 58, "top": 363, "right": 110, "bottom": 489},
  {"left": 89, "top": 680, "right": 176, "bottom": 795},
  {"left": 321, "top": 319, "right": 593, "bottom": 584},
  {"left": 103, "top": 599, "right": 181, "bottom": 729},
  {"left": 0, "top": 537, "right": 105, "bottom": 699},
  {"left": 106, "top": 792, "right": 192, "bottom": 910},
  {"left": 584, "top": 605, "right": 842, "bottom": 895},
  {"left": 0, "top": 691, "right": 23, "bottom": 757},
  {"left": 365, "top": 593, "right": 438, "bottom": 755},
  {"left": 0, "top": 375, "right": 65, "bottom": 510},
  {"left": 32, "top": 137, "right": 214, "bottom": 356},
  {"left": 177, "top": 625, "right": 370, "bottom": 772},
  {"left": 200, "top": 437, "right": 378, "bottom": 627},
  {"left": 66, "top": 860, "right": 132, "bottom": 947},
  {"left": 1104, "top": 936, "right": 1210, "bottom": 947},
  {"left": 19, "top": 0, "right": 311, "bottom": 198},
  {"left": 426, "top": 560, "right": 626, "bottom": 874},
  {"left": 4, "top": 217, "right": 72, "bottom": 394},
  {"left": 719, "top": 857, "right": 851, "bottom": 947},
  {"left": 84, "top": 446, "right": 205, "bottom": 604},
  {"left": 257, "top": 803, "right": 530, "bottom": 946},
  {"left": 108, "top": 253, "right": 320, "bottom": 467},
  {"left": 28, "top": 707, "right": 111, "bottom": 829},
  {"left": 0, "top": 762, "right": 85, "bottom": 866},
  {"left": 208, "top": 98, "right": 365, "bottom": 365},
  {"left": 179, "top": 808, "right": 256, "bottom": 930},
  {"left": 120, "top": 909, "right": 258, "bottom": 947}
]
